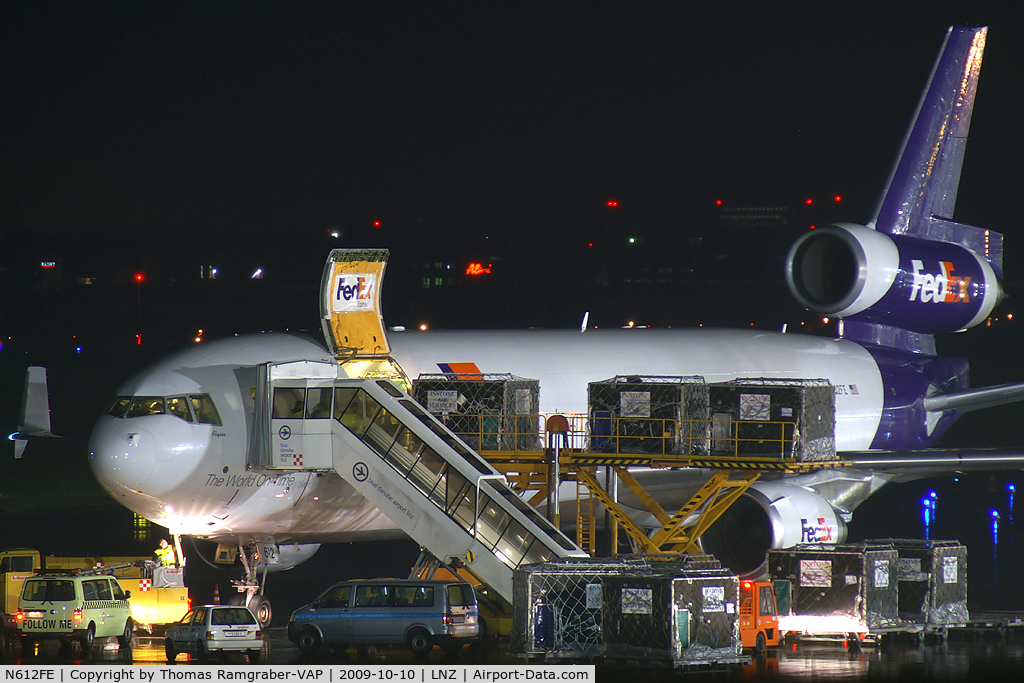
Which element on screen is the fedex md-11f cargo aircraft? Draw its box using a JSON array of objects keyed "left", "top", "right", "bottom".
[{"left": 17, "top": 26, "right": 1024, "bottom": 627}]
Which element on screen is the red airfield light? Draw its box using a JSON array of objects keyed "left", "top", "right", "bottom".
[
  {"left": 804, "top": 198, "right": 814, "bottom": 206},
  {"left": 135, "top": 273, "right": 144, "bottom": 282},
  {"left": 834, "top": 195, "right": 843, "bottom": 202},
  {"left": 606, "top": 200, "right": 619, "bottom": 208},
  {"left": 715, "top": 199, "right": 723, "bottom": 206},
  {"left": 373, "top": 220, "right": 381, "bottom": 228}
]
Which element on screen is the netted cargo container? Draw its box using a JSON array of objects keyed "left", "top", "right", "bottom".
[
  {"left": 768, "top": 543, "right": 901, "bottom": 635},
  {"left": 708, "top": 378, "right": 835, "bottom": 461},
  {"left": 411, "top": 373, "right": 540, "bottom": 451},
  {"left": 587, "top": 376, "right": 709, "bottom": 455},
  {"left": 601, "top": 565, "right": 745, "bottom": 666},
  {"left": 881, "top": 539, "right": 969, "bottom": 632},
  {"left": 512, "top": 555, "right": 746, "bottom": 667},
  {"left": 511, "top": 557, "right": 642, "bottom": 659}
]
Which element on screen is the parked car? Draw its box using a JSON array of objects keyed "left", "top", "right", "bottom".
[
  {"left": 288, "top": 579, "right": 479, "bottom": 656},
  {"left": 164, "top": 604, "right": 262, "bottom": 663}
]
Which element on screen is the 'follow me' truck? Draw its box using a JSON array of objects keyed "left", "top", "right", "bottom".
[{"left": 2, "top": 548, "right": 188, "bottom": 646}]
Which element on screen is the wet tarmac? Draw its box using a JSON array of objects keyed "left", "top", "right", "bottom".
[
  {"left": 3, "top": 478, "right": 1024, "bottom": 681},
  {"left": 4, "top": 626, "right": 1024, "bottom": 681}
]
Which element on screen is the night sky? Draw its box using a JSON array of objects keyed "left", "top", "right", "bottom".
[{"left": 5, "top": 3, "right": 1023, "bottom": 253}]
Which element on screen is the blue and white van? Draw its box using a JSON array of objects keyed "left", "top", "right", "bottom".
[{"left": 287, "top": 579, "right": 479, "bottom": 656}]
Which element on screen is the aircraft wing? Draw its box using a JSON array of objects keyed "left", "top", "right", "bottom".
[
  {"left": 843, "top": 448, "right": 1024, "bottom": 482},
  {"left": 923, "top": 382, "right": 1024, "bottom": 413}
]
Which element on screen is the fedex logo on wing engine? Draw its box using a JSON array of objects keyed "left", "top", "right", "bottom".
[
  {"left": 909, "top": 260, "right": 970, "bottom": 303},
  {"left": 332, "top": 273, "right": 376, "bottom": 312},
  {"left": 801, "top": 517, "right": 835, "bottom": 543}
]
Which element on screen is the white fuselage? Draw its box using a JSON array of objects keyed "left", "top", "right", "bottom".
[
  {"left": 88, "top": 328, "right": 882, "bottom": 544},
  {"left": 391, "top": 328, "right": 882, "bottom": 451}
]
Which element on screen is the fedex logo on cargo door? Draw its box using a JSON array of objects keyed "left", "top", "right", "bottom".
[
  {"left": 909, "top": 260, "right": 970, "bottom": 303},
  {"left": 801, "top": 517, "right": 835, "bottom": 543},
  {"left": 332, "top": 273, "right": 376, "bottom": 312}
]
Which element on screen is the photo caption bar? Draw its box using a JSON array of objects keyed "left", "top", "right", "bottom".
[{"left": 0, "top": 666, "right": 595, "bottom": 682}]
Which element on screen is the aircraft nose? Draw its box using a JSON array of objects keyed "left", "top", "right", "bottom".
[{"left": 88, "top": 416, "right": 158, "bottom": 496}]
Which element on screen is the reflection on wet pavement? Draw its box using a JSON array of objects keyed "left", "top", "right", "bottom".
[{"left": 4, "top": 628, "right": 1024, "bottom": 681}]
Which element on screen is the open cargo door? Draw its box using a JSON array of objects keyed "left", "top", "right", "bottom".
[
  {"left": 320, "top": 249, "right": 410, "bottom": 389},
  {"left": 320, "top": 249, "right": 391, "bottom": 360}
]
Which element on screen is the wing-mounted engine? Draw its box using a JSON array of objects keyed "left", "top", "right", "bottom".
[
  {"left": 701, "top": 481, "right": 847, "bottom": 577},
  {"left": 785, "top": 223, "right": 1001, "bottom": 335}
]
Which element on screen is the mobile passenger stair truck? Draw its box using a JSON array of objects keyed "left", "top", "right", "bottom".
[
  {"left": 238, "top": 249, "right": 588, "bottom": 622},
  {"left": 1, "top": 548, "right": 188, "bottom": 648},
  {"left": 510, "top": 554, "right": 751, "bottom": 671}
]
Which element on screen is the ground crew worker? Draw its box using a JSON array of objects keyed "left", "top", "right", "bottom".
[{"left": 155, "top": 538, "right": 177, "bottom": 567}]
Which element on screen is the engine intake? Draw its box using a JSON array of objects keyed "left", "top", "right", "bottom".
[
  {"left": 701, "top": 481, "right": 847, "bottom": 577},
  {"left": 785, "top": 223, "right": 1000, "bottom": 334}
]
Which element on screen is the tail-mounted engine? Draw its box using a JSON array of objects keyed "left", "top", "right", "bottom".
[{"left": 785, "top": 223, "right": 1001, "bottom": 334}]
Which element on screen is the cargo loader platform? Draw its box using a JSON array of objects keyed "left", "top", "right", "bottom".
[{"left": 425, "top": 406, "right": 846, "bottom": 557}]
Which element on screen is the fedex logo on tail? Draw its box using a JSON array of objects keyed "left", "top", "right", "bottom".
[
  {"left": 332, "top": 273, "right": 376, "bottom": 312},
  {"left": 909, "top": 260, "right": 971, "bottom": 303},
  {"left": 800, "top": 517, "right": 835, "bottom": 543}
]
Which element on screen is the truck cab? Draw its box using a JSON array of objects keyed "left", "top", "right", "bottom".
[{"left": 738, "top": 579, "right": 780, "bottom": 654}]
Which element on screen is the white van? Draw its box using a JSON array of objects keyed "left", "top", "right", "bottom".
[
  {"left": 287, "top": 579, "right": 479, "bottom": 656},
  {"left": 18, "top": 573, "right": 133, "bottom": 653}
]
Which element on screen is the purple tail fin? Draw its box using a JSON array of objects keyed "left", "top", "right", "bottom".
[
  {"left": 786, "top": 27, "right": 1003, "bottom": 348},
  {"left": 872, "top": 26, "right": 986, "bottom": 235},
  {"left": 871, "top": 27, "right": 1002, "bottom": 277}
]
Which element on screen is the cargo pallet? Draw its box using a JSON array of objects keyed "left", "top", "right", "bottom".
[{"left": 957, "top": 611, "right": 1024, "bottom": 638}]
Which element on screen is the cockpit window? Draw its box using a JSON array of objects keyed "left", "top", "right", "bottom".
[
  {"left": 126, "top": 396, "right": 165, "bottom": 417},
  {"left": 190, "top": 394, "right": 222, "bottom": 425},
  {"left": 106, "top": 394, "right": 218, "bottom": 423},
  {"left": 167, "top": 396, "right": 194, "bottom": 422},
  {"left": 105, "top": 397, "right": 131, "bottom": 417}
]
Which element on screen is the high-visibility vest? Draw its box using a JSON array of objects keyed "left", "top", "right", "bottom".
[{"left": 156, "top": 545, "right": 176, "bottom": 566}]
